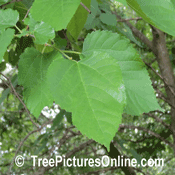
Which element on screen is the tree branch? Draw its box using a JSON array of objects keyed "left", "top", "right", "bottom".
[
  {"left": 0, "top": 73, "right": 39, "bottom": 129},
  {"left": 80, "top": 2, "right": 91, "bottom": 14},
  {"left": 143, "top": 60, "right": 175, "bottom": 97},
  {"left": 112, "top": 7, "right": 153, "bottom": 51},
  {"left": 118, "top": 125, "right": 173, "bottom": 147},
  {"left": 22, "top": 7, "right": 31, "bottom": 22},
  {"left": 143, "top": 113, "right": 171, "bottom": 130},
  {"left": 117, "top": 17, "right": 142, "bottom": 22},
  {"left": 34, "top": 139, "right": 95, "bottom": 175},
  {"left": 150, "top": 25, "right": 175, "bottom": 154}
]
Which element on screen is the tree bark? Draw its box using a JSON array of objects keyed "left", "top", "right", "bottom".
[{"left": 151, "top": 26, "right": 175, "bottom": 155}]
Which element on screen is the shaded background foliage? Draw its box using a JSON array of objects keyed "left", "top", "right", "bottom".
[{"left": 0, "top": 0, "right": 175, "bottom": 174}]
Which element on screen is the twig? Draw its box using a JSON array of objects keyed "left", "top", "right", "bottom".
[
  {"left": 157, "top": 95, "right": 175, "bottom": 110},
  {"left": 112, "top": 6, "right": 153, "bottom": 51},
  {"left": 166, "top": 39, "right": 175, "bottom": 44},
  {"left": 143, "top": 61, "right": 175, "bottom": 97},
  {"left": 22, "top": 7, "right": 31, "bottom": 22},
  {"left": 8, "top": 128, "right": 41, "bottom": 174},
  {"left": 0, "top": 0, "right": 22, "bottom": 9},
  {"left": 144, "top": 112, "right": 171, "bottom": 130},
  {"left": 117, "top": 17, "right": 142, "bottom": 22},
  {"left": 35, "top": 139, "right": 95, "bottom": 174},
  {"left": 0, "top": 73, "right": 39, "bottom": 129},
  {"left": 80, "top": 2, "right": 91, "bottom": 14},
  {"left": 48, "top": 126, "right": 76, "bottom": 156},
  {"left": 118, "top": 125, "right": 173, "bottom": 147},
  {"left": 8, "top": 119, "right": 51, "bottom": 174},
  {"left": 86, "top": 166, "right": 120, "bottom": 175}
]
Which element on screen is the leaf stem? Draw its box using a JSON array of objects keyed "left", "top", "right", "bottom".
[
  {"left": 61, "top": 50, "right": 81, "bottom": 55},
  {"left": 42, "top": 45, "right": 47, "bottom": 54},
  {"left": 47, "top": 44, "right": 73, "bottom": 60},
  {"left": 57, "top": 48, "right": 72, "bottom": 60},
  {"left": 15, "top": 25, "right": 22, "bottom": 34}
]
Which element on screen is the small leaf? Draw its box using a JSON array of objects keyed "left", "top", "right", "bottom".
[
  {"left": 100, "top": 13, "right": 117, "bottom": 26},
  {"left": 30, "top": 0, "right": 81, "bottom": 31},
  {"left": 0, "top": 9, "right": 19, "bottom": 30},
  {"left": 116, "top": 23, "right": 142, "bottom": 47},
  {"left": 47, "top": 51, "right": 126, "bottom": 150},
  {"left": 0, "top": 28, "right": 14, "bottom": 63},
  {"left": 0, "top": 74, "right": 18, "bottom": 104},
  {"left": 54, "top": 35, "right": 67, "bottom": 49},
  {"left": 0, "top": 61, "right": 6, "bottom": 71},
  {"left": 84, "top": 0, "right": 101, "bottom": 30},
  {"left": 24, "top": 14, "right": 55, "bottom": 44},
  {"left": 51, "top": 109, "right": 65, "bottom": 130},
  {"left": 115, "top": 0, "right": 128, "bottom": 6}
]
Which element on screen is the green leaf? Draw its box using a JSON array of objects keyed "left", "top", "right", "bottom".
[
  {"left": 35, "top": 44, "right": 54, "bottom": 53},
  {"left": 18, "top": 48, "right": 55, "bottom": 117},
  {"left": 47, "top": 51, "right": 126, "bottom": 150},
  {"left": 0, "top": 0, "right": 8, "bottom": 6},
  {"left": 0, "top": 9, "right": 19, "bottom": 30},
  {"left": 0, "top": 29, "right": 14, "bottom": 63},
  {"left": 0, "top": 74, "right": 18, "bottom": 104},
  {"left": 67, "top": 0, "right": 91, "bottom": 40},
  {"left": 118, "top": 139, "right": 142, "bottom": 165},
  {"left": 30, "top": 0, "right": 81, "bottom": 31},
  {"left": 127, "top": 0, "right": 175, "bottom": 36},
  {"left": 115, "top": 23, "right": 142, "bottom": 47},
  {"left": 100, "top": 13, "right": 117, "bottom": 26},
  {"left": 54, "top": 35, "right": 67, "bottom": 49},
  {"left": 82, "top": 30, "right": 162, "bottom": 115},
  {"left": 24, "top": 14, "right": 55, "bottom": 44},
  {"left": 8, "top": 36, "right": 34, "bottom": 66},
  {"left": 13, "top": 1, "right": 27, "bottom": 20},
  {"left": 22, "top": 0, "right": 34, "bottom": 8},
  {"left": 115, "top": 0, "right": 128, "bottom": 6},
  {"left": 0, "top": 61, "right": 6, "bottom": 72},
  {"left": 16, "top": 30, "right": 29, "bottom": 38},
  {"left": 172, "top": 0, "right": 175, "bottom": 7},
  {"left": 51, "top": 109, "right": 65, "bottom": 130},
  {"left": 84, "top": 0, "right": 101, "bottom": 30}
]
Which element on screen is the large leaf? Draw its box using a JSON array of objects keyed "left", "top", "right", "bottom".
[
  {"left": 18, "top": 48, "right": 55, "bottom": 117},
  {"left": 82, "top": 30, "right": 162, "bottom": 115},
  {"left": 67, "top": 0, "right": 91, "bottom": 40},
  {"left": 127, "top": 0, "right": 175, "bottom": 36},
  {"left": 0, "top": 29, "right": 14, "bottom": 63},
  {"left": 24, "top": 14, "right": 55, "bottom": 44},
  {"left": 47, "top": 51, "right": 126, "bottom": 150},
  {"left": 30, "top": 0, "right": 81, "bottom": 31},
  {"left": 0, "top": 9, "right": 19, "bottom": 30}
]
